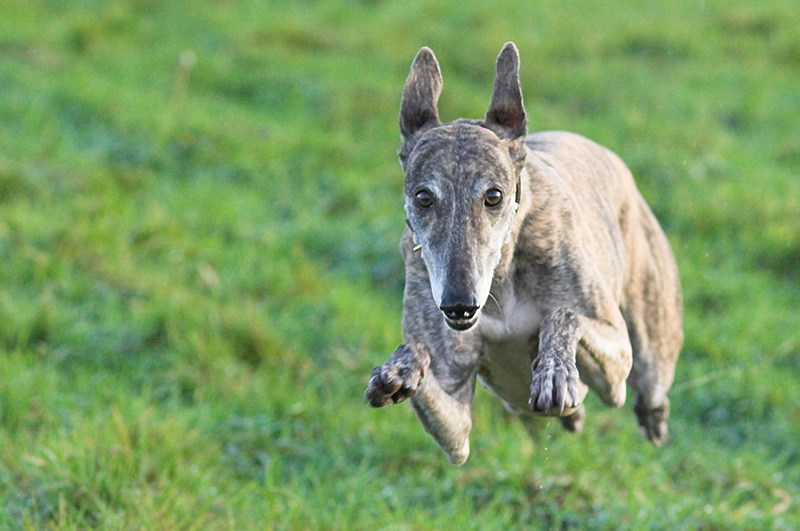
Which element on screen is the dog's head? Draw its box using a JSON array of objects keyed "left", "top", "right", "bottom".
[{"left": 399, "top": 43, "right": 527, "bottom": 331}]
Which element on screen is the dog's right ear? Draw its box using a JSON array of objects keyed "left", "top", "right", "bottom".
[{"left": 399, "top": 47, "right": 443, "bottom": 162}]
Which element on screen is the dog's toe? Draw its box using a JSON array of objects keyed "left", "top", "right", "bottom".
[
  {"left": 529, "top": 355, "right": 581, "bottom": 415},
  {"left": 365, "top": 344, "right": 429, "bottom": 408}
]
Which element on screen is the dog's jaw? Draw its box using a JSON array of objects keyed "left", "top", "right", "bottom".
[{"left": 443, "top": 313, "right": 479, "bottom": 331}]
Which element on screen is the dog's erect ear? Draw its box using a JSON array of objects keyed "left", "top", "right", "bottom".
[
  {"left": 399, "top": 47, "right": 443, "bottom": 160},
  {"left": 484, "top": 42, "right": 527, "bottom": 142}
]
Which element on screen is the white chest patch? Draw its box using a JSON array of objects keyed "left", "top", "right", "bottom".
[
  {"left": 476, "top": 292, "right": 544, "bottom": 411},
  {"left": 479, "top": 294, "right": 542, "bottom": 342}
]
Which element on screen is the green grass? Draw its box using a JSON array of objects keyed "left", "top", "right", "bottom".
[{"left": 1, "top": 0, "right": 799, "bottom": 528}]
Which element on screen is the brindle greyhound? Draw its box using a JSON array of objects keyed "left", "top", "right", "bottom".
[{"left": 365, "top": 42, "right": 683, "bottom": 465}]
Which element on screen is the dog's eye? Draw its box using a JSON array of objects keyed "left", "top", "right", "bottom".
[
  {"left": 485, "top": 188, "right": 503, "bottom": 207},
  {"left": 415, "top": 190, "right": 433, "bottom": 208}
]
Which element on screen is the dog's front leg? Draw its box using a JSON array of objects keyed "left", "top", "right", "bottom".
[
  {"left": 408, "top": 355, "right": 475, "bottom": 466},
  {"left": 365, "top": 342, "right": 476, "bottom": 465},
  {"left": 530, "top": 307, "right": 632, "bottom": 414}
]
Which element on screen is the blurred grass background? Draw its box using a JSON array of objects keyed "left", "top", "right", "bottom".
[{"left": 0, "top": 0, "right": 798, "bottom": 528}]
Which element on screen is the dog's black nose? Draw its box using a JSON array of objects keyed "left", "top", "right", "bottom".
[{"left": 439, "top": 299, "right": 479, "bottom": 321}]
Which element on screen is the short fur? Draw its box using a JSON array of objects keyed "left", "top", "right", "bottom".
[{"left": 365, "top": 43, "right": 683, "bottom": 465}]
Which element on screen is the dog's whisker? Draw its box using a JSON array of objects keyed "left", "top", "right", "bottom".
[{"left": 487, "top": 291, "right": 503, "bottom": 314}]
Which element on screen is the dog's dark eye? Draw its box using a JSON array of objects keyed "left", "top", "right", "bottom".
[
  {"left": 415, "top": 190, "right": 433, "bottom": 208},
  {"left": 485, "top": 188, "right": 503, "bottom": 207}
]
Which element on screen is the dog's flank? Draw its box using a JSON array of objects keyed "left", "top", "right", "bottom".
[{"left": 365, "top": 42, "right": 683, "bottom": 465}]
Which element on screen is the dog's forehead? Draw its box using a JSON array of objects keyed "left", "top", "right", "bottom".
[{"left": 405, "top": 123, "right": 512, "bottom": 180}]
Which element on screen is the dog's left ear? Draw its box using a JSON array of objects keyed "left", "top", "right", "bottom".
[{"left": 484, "top": 42, "right": 527, "bottom": 166}]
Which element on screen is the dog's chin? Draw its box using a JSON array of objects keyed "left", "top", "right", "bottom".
[{"left": 443, "top": 314, "right": 479, "bottom": 331}]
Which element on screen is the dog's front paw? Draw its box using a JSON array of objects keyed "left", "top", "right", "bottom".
[
  {"left": 365, "top": 344, "right": 431, "bottom": 407},
  {"left": 529, "top": 354, "right": 581, "bottom": 416}
]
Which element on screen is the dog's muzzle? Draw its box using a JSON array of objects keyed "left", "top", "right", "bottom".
[{"left": 440, "top": 302, "right": 480, "bottom": 331}]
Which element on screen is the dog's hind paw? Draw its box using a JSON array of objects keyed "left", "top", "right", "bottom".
[
  {"left": 529, "top": 354, "right": 581, "bottom": 416},
  {"left": 364, "top": 344, "right": 430, "bottom": 408},
  {"left": 634, "top": 396, "right": 670, "bottom": 446},
  {"left": 558, "top": 403, "right": 586, "bottom": 433}
]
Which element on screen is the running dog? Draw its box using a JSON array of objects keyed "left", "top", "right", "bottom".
[{"left": 365, "top": 42, "right": 683, "bottom": 465}]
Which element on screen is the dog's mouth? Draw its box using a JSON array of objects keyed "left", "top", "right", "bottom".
[{"left": 442, "top": 312, "right": 480, "bottom": 331}]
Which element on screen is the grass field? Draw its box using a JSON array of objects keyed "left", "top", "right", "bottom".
[{"left": 1, "top": 0, "right": 799, "bottom": 528}]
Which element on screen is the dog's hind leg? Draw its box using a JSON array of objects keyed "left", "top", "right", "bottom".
[
  {"left": 621, "top": 201, "right": 683, "bottom": 446},
  {"left": 625, "top": 329, "right": 680, "bottom": 446},
  {"left": 626, "top": 336, "right": 677, "bottom": 446},
  {"left": 555, "top": 403, "right": 585, "bottom": 433}
]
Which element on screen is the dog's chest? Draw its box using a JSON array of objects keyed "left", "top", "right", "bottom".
[
  {"left": 477, "top": 294, "right": 542, "bottom": 411},
  {"left": 479, "top": 289, "right": 542, "bottom": 341}
]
